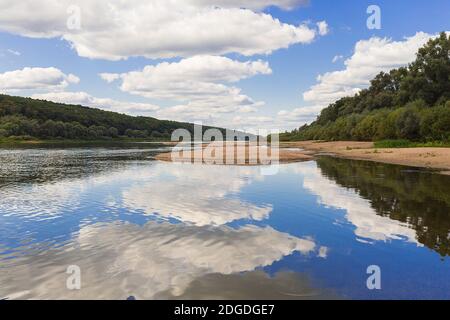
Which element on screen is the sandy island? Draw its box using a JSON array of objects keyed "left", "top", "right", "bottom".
[
  {"left": 155, "top": 141, "right": 313, "bottom": 165},
  {"left": 155, "top": 140, "right": 450, "bottom": 174}
]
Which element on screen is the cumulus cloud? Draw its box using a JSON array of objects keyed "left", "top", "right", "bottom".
[
  {"left": 0, "top": 67, "right": 79, "bottom": 93},
  {"left": 0, "top": 0, "right": 320, "bottom": 60},
  {"left": 0, "top": 1, "right": 329, "bottom": 129},
  {"left": 111, "top": 56, "right": 271, "bottom": 99},
  {"left": 31, "top": 91, "right": 160, "bottom": 115},
  {"left": 101, "top": 56, "right": 271, "bottom": 123},
  {"left": 208, "top": 32, "right": 439, "bottom": 130},
  {"left": 152, "top": 87, "right": 265, "bottom": 119},
  {"left": 303, "top": 32, "right": 436, "bottom": 108},
  {"left": 274, "top": 32, "right": 443, "bottom": 129}
]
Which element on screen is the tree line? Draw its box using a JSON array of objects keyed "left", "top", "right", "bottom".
[
  {"left": 281, "top": 32, "right": 450, "bottom": 142},
  {"left": 0, "top": 94, "right": 213, "bottom": 140}
]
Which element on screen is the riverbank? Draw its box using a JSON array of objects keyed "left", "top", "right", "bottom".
[
  {"left": 155, "top": 141, "right": 313, "bottom": 165},
  {"left": 155, "top": 140, "right": 450, "bottom": 174},
  {"left": 4, "top": 137, "right": 450, "bottom": 174},
  {"left": 0, "top": 137, "right": 173, "bottom": 147},
  {"left": 282, "top": 141, "right": 450, "bottom": 175}
]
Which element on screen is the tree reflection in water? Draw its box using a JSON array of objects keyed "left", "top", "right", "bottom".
[{"left": 316, "top": 157, "right": 450, "bottom": 257}]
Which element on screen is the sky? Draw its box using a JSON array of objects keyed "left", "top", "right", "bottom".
[{"left": 0, "top": 0, "right": 449, "bottom": 132}]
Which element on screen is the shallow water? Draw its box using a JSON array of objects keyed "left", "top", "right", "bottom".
[{"left": 0, "top": 146, "right": 449, "bottom": 299}]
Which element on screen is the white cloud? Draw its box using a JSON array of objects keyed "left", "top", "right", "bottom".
[
  {"left": 189, "top": 0, "right": 309, "bottom": 11},
  {"left": 277, "top": 105, "right": 323, "bottom": 124},
  {"left": 303, "top": 32, "right": 436, "bottom": 108},
  {"left": 99, "top": 73, "right": 120, "bottom": 83},
  {"left": 114, "top": 56, "right": 272, "bottom": 100},
  {"left": 232, "top": 115, "right": 274, "bottom": 128},
  {"left": 0, "top": 67, "right": 79, "bottom": 92},
  {"left": 152, "top": 89, "right": 265, "bottom": 127},
  {"left": 229, "top": 113, "right": 315, "bottom": 132},
  {"left": 101, "top": 56, "right": 270, "bottom": 124},
  {"left": 155, "top": 97, "right": 263, "bottom": 124},
  {"left": 224, "top": 32, "right": 443, "bottom": 131},
  {"left": 0, "top": 0, "right": 320, "bottom": 60},
  {"left": 246, "top": 31, "right": 448, "bottom": 131},
  {"left": 316, "top": 21, "right": 328, "bottom": 36},
  {"left": 228, "top": 106, "right": 322, "bottom": 131},
  {"left": 317, "top": 246, "right": 328, "bottom": 258},
  {"left": 0, "top": 1, "right": 330, "bottom": 130},
  {"left": 332, "top": 55, "right": 343, "bottom": 63},
  {"left": 7, "top": 49, "right": 21, "bottom": 56},
  {"left": 31, "top": 91, "right": 160, "bottom": 115}
]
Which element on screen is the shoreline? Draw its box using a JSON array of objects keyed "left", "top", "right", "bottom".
[
  {"left": 154, "top": 142, "right": 313, "bottom": 165},
  {"left": 2, "top": 138, "right": 450, "bottom": 174},
  {"left": 155, "top": 140, "right": 450, "bottom": 175},
  {"left": 0, "top": 138, "right": 175, "bottom": 147},
  {"left": 282, "top": 141, "right": 450, "bottom": 175}
]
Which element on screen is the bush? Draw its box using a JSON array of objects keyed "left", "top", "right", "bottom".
[{"left": 396, "top": 109, "right": 421, "bottom": 140}]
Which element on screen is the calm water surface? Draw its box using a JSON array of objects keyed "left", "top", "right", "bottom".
[{"left": 1, "top": 145, "right": 450, "bottom": 299}]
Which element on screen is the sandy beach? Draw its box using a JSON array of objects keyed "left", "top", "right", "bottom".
[
  {"left": 156, "top": 140, "right": 450, "bottom": 174},
  {"left": 155, "top": 141, "right": 313, "bottom": 165},
  {"left": 282, "top": 141, "right": 450, "bottom": 174}
]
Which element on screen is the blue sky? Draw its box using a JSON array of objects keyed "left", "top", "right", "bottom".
[{"left": 0, "top": 0, "right": 449, "bottom": 131}]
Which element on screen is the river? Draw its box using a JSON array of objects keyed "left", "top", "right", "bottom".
[{"left": 1, "top": 145, "right": 449, "bottom": 299}]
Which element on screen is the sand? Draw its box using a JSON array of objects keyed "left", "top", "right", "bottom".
[
  {"left": 283, "top": 141, "right": 450, "bottom": 174},
  {"left": 154, "top": 141, "right": 313, "bottom": 165},
  {"left": 155, "top": 140, "right": 450, "bottom": 174}
]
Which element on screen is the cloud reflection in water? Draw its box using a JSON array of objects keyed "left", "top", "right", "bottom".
[{"left": 0, "top": 221, "right": 318, "bottom": 299}]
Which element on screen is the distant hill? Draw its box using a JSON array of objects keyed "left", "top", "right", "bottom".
[
  {"left": 281, "top": 32, "right": 450, "bottom": 143},
  {"left": 0, "top": 94, "right": 232, "bottom": 141}
]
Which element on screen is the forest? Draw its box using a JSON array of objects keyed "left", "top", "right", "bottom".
[
  {"left": 0, "top": 94, "right": 220, "bottom": 141},
  {"left": 281, "top": 32, "right": 450, "bottom": 143}
]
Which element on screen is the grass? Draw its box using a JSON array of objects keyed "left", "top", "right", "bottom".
[{"left": 374, "top": 139, "right": 450, "bottom": 148}]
